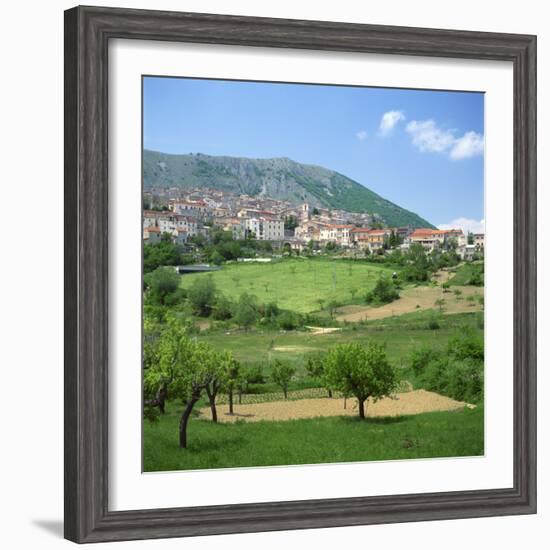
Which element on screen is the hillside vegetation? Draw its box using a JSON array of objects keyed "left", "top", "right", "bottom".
[{"left": 143, "top": 150, "right": 434, "bottom": 228}]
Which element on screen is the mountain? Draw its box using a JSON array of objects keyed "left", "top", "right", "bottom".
[{"left": 143, "top": 150, "right": 434, "bottom": 229}]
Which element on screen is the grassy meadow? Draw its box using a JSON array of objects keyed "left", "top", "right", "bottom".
[
  {"left": 144, "top": 398, "right": 484, "bottom": 471},
  {"left": 198, "top": 310, "right": 483, "bottom": 375},
  {"left": 144, "top": 256, "right": 484, "bottom": 471},
  {"left": 179, "top": 258, "right": 394, "bottom": 313}
]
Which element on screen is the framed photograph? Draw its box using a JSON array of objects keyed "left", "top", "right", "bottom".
[{"left": 64, "top": 6, "right": 537, "bottom": 543}]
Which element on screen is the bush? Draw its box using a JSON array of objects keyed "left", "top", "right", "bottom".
[
  {"left": 260, "top": 302, "right": 280, "bottom": 319},
  {"left": 409, "top": 329, "right": 484, "bottom": 403},
  {"left": 365, "top": 277, "right": 400, "bottom": 304},
  {"left": 243, "top": 364, "right": 265, "bottom": 384},
  {"left": 467, "top": 270, "right": 484, "bottom": 286},
  {"left": 233, "top": 292, "right": 259, "bottom": 329},
  {"left": 212, "top": 294, "right": 233, "bottom": 320},
  {"left": 188, "top": 276, "right": 217, "bottom": 316},
  {"left": 410, "top": 346, "right": 439, "bottom": 377},
  {"left": 277, "top": 311, "right": 302, "bottom": 330},
  {"left": 427, "top": 316, "right": 441, "bottom": 330}
]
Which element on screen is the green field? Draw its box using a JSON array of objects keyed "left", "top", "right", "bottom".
[
  {"left": 145, "top": 256, "right": 484, "bottom": 472},
  {"left": 144, "top": 400, "right": 484, "bottom": 471},
  {"left": 198, "top": 311, "right": 482, "bottom": 375},
  {"left": 449, "top": 262, "right": 484, "bottom": 286},
  {"left": 179, "top": 258, "right": 395, "bottom": 313}
]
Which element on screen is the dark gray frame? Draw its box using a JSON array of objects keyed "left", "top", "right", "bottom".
[{"left": 64, "top": 5, "right": 537, "bottom": 543}]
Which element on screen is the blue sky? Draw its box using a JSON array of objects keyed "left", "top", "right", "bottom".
[{"left": 143, "top": 76, "right": 484, "bottom": 230}]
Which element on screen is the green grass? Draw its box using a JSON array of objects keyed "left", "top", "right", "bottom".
[
  {"left": 197, "top": 311, "right": 483, "bottom": 375},
  {"left": 179, "top": 258, "right": 394, "bottom": 313},
  {"left": 449, "top": 262, "right": 484, "bottom": 286},
  {"left": 144, "top": 402, "right": 484, "bottom": 471}
]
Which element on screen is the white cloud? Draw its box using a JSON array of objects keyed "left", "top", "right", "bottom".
[
  {"left": 406, "top": 119, "right": 484, "bottom": 160},
  {"left": 449, "top": 131, "right": 484, "bottom": 160},
  {"left": 405, "top": 119, "right": 455, "bottom": 153},
  {"left": 378, "top": 110, "right": 406, "bottom": 136},
  {"left": 355, "top": 130, "right": 368, "bottom": 142},
  {"left": 438, "top": 218, "right": 485, "bottom": 234}
]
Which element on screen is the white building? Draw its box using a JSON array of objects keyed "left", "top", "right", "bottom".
[
  {"left": 170, "top": 199, "right": 207, "bottom": 217},
  {"left": 244, "top": 217, "right": 284, "bottom": 241},
  {"left": 319, "top": 224, "right": 355, "bottom": 247},
  {"left": 157, "top": 214, "right": 198, "bottom": 237}
]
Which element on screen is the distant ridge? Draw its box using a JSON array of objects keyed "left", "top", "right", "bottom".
[{"left": 143, "top": 150, "right": 435, "bottom": 229}]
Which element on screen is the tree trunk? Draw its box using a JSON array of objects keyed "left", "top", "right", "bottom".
[
  {"left": 327, "top": 388, "right": 333, "bottom": 398},
  {"left": 228, "top": 387, "right": 234, "bottom": 415},
  {"left": 179, "top": 394, "right": 200, "bottom": 448},
  {"left": 283, "top": 387, "right": 288, "bottom": 400},
  {"left": 157, "top": 383, "right": 168, "bottom": 414},
  {"left": 205, "top": 386, "right": 218, "bottom": 423},
  {"left": 358, "top": 399, "right": 365, "bottom": 419}
]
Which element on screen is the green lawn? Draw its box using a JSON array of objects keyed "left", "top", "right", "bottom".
[
  {"left": 144, "top": 402, "right": 484, "bottom": 471},
  {"left": 179, "top": 258, "right": 394, "bottom": 313},
  {"left": 198, "top": 311, "right": 483, "bottom": 375}
]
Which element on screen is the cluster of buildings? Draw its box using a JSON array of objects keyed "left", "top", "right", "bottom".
[{"left": 143, "top": 187, "right": 484, "bottom": 260}]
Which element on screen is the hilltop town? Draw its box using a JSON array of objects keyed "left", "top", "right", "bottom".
[{"left": 143, "top": 187, "right": 484, "bottom": 260}]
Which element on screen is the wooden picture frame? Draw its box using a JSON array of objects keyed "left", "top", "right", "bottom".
[{"left": 64, "top": 5, "right": 537, "bottom": 543}]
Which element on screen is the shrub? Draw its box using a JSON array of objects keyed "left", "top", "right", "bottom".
[
  {"left": 188, "top": 276, "right": 217, "bottom": 316},
  {"left": 233, "top": 292, "right": 259, "bottom": 329},
  {"left": 410, "top": 346, "right": 439, "bottom": 377},
  {"left": 410, "top": 329, "right": 484, "bottom": 403},
  {"left": 212, "top": 294, "right": 233, "bottom": 320},
  {"left": 365, "top": 277, "right": 400, "bottom": 304},
  {"left": 278, "top": 311, "right": 302, "bottom": 330},
  {"left": 427, "top": 316, "right": 441, "bottom": 330},
  {"left": 243, "top": 364, "right": 265, "bottom": 384}
]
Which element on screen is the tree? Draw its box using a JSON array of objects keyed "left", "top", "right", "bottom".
[
  {"left": 209, "top": 249, "right": 224, "bottom": 265},
  {"left": 305, "top": 353, "right": 332, "bottom": 397},
  {"left": 143, "top": 241, "right": 183, "bottom": 273},
  {"left": 204, "top": 351, "right": 223, "bottom": 423},
  {"left": 144, "top": 267, "right": 181, "bottom": 305},
  {"left": 188, "top": 276, "right": 216, "bottom": 316},
  {"left": 324, "top": 342, "right": 397, "bottom": 419},
  {"left": 144, "top": 322, "right": 217, "bottom": 448},
  {"left": 434, "top": 298, "right": 445, "bottom": 312},
  {"left": 233, "top": 292, "right": 259, "bottom": 330},
  {"left": 327, "top": 299, "right": 339, "bottom": 319},
  {"left": 143, "top": 318, "right": 166, "bottom": 413},
  {"left": 220, "top": 352, "right": 242, "bottom": 415},
  {"left": 271, "top": 360, "right": 296, "bottom": 399}
]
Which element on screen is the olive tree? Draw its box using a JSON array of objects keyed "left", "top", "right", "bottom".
[
  {"left": 305, "top": 353, "right": 332, "bottom": 398},
  {"left": 144, "top": 321, "right": 217, "bottom": 448},
  {"left": 204, "top": 350, "right": 241, "bottom": 421},
  {"left": 271, "top": 360, "right": 295, "bottom": 399},
  {"left": 325, "top": 342, "right": 397, "bottom": 419},
  {"left": 220, "top": 352, "right": 242, "bottom": 415}
]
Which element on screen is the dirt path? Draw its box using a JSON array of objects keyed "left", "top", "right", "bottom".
[
  {"left": 305, "top": 326, "right": 342, "bottom": 336},
  {"left": 336, "top": 272, "right": 483, "bottom": 323},
  {"left": 200, "top": 389, "right": 473, "bottom": 423}
]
